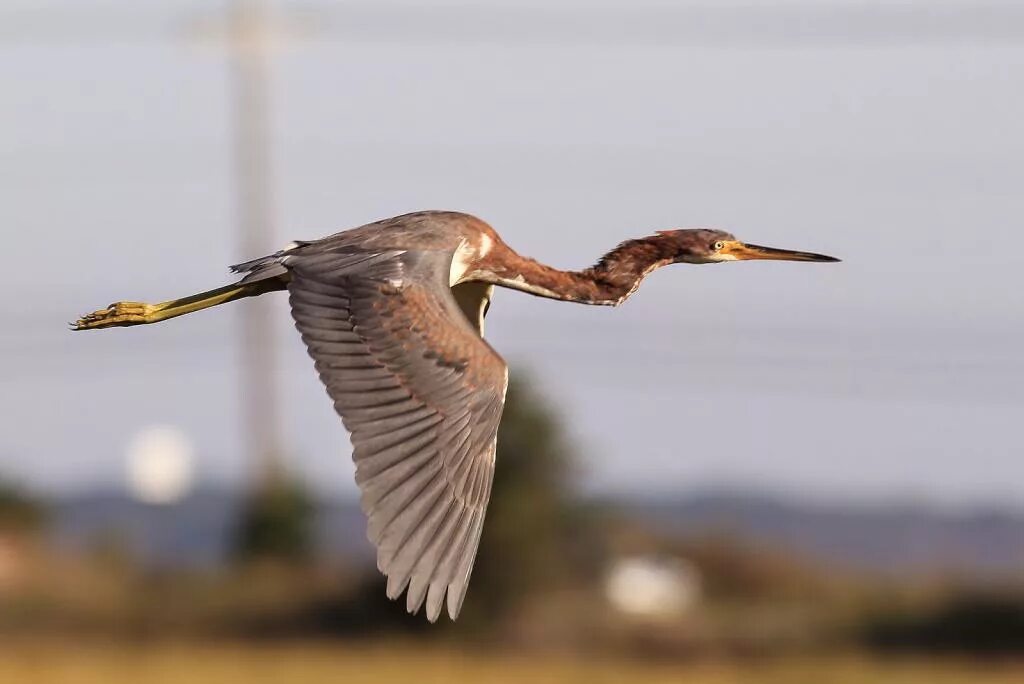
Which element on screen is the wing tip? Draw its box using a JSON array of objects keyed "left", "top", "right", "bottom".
[{"left": 373, "top": 567, "right": 466, "bottom": 623}]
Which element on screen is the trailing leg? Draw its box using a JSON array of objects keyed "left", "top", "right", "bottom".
[{"left": 72, "top": 278, "right": 285, "bottom": 330}]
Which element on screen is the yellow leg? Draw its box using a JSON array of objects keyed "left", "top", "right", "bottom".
[{"left": 72, "top": 280, "right": 283, "bottom": 331}]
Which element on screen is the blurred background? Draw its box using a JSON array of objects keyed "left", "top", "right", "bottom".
[{"left": 1, "top": 0, "right": 1023, "bottom": 682}]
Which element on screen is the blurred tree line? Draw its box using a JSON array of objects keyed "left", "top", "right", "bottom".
[
  {"left": 864, "top": 591, "right": 1024, "bottom": 655},
  {"left": 233, "top": 472, "right": 315, "bottom": 564},
  {"left": 0, "top": 481, "right": 46, "bottom": 533}
]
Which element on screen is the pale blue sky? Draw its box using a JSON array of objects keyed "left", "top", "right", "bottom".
[{"left": 1, "top": 1, "right": 1022, "bottom": 508}]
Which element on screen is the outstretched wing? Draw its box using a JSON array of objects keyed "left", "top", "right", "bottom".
[{"left": 285, "top": 247, "right": 507, "bottom": 621}]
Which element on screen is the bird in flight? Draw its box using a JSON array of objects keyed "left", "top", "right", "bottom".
[{"left": 73, "top": 210, "right": 839, "bottom": 621}]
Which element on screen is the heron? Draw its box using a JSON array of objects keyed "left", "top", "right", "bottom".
[{"left": 73, "top": 210, "right": 839, "bottom": 621}]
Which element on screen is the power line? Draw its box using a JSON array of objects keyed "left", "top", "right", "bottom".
[{"left": 2, "top": 4, "right": 1023, "bottom": 46}]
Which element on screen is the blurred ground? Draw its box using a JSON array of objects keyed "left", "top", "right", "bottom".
[{"left": 0, "top": 643, "right": 1022, "bottom": 684}]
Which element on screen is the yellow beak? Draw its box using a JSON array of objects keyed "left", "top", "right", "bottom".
[{"left": 719, "top": 240, "right": 840, "bottom": 263}]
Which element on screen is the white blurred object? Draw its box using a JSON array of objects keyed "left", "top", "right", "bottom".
[
  {"left": 125, "top": 425, "right": 195, "bottom": 505},
  {"left": 604, "top": 556, "right": 701, "bottom": 619}
]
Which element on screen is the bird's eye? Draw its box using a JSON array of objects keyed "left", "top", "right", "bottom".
[{"left": 714, "top": 241, "right": 725, "bottom": 251}]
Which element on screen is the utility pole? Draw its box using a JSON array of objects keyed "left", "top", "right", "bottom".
[{"left": 226, "top": 0, "right": 282, "bottom": 483}]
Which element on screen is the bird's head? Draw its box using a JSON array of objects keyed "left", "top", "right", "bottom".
[{"left": 659, "top": 228, "right": 840, "bottom": 265}]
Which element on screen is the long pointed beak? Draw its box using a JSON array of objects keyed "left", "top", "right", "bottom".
[{"left": 720, "top": 241, "right": 840, "bottom": 263}]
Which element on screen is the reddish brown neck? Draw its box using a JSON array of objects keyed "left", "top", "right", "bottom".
[{"left": 475, "top": 234, "right": 678, "bottom": 306}]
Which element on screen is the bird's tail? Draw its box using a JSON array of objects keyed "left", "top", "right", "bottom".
[
  {"left": 72, "top": 276, "right": 285, "bottom": 331},
  {"left": 229, "top": 250, "right": 291, "bottom": 283}
]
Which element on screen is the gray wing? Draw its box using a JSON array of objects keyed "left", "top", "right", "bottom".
[{"left": 285, "top": 247, "right": 507, "bottom": 621}]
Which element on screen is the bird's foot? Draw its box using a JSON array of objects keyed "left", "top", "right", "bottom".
[{"left": 72, "top": 301, "right": 158, "bottom": 330}]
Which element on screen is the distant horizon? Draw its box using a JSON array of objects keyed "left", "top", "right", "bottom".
[
  {"left": 47, "top": 480, "right": 1024, "bottom": 576},
  {"left": 34, "top": 478, "right": 1024, "bottom": 517}
]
